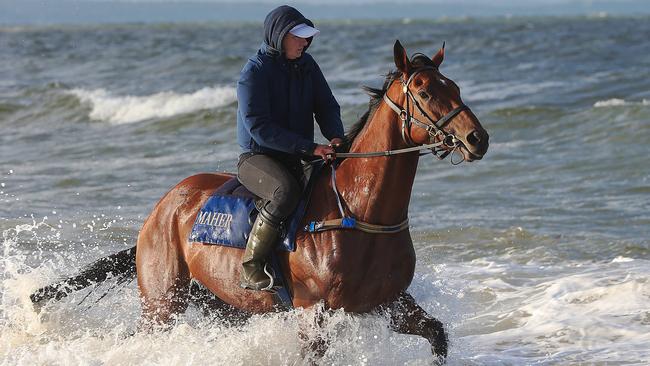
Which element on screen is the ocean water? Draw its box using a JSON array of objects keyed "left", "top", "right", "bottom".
[{"left": 1, "top": 15, "right": 649, "bottom": 365}]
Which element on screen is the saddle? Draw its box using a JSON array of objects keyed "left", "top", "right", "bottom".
[{"left": 189, "top": 161, "right": 323, "bottom": 251}]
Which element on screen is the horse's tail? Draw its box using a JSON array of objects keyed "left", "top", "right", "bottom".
[{"left": 30, "top": 246, "right": 137, "bottom": 310}]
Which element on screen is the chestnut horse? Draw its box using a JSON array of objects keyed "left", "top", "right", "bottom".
[
  {"left": 29, "top": 41, "right": 474, "bottom": 362},
  {"left": 135, "top": 40, "right": 488, "bottom": 359}
]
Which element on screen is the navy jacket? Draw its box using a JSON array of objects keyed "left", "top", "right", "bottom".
[{"left": 236, "top": 5, "right": 344, "bottom": 157}]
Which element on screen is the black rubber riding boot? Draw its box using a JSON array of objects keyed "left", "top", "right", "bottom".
[{"left": 240, "top": 213, "right": 280, "bottom": 291}]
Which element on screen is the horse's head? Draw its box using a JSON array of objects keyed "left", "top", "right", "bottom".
[{"left": 392, "top": 40, "right": 488, "bottom": 162}]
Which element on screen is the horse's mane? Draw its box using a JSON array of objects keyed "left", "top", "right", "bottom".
[{"left": 345, "top": 54, "right": 436, "bottom": 145}]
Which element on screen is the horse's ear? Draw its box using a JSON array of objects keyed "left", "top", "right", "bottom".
[
  {"left": 393, "top": 40, "right": 412, "bottom": 76},
  {"left": 432, "top": 41, "right": 445, "bottom": 68}
]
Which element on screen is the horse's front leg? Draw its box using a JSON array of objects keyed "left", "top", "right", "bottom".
[{"left": 382, "top": 291, "right": 448, "bottom": 361}]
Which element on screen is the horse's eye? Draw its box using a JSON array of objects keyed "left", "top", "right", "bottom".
[{"left": 418, "top": 91, "right": 429, "bottom": 99}]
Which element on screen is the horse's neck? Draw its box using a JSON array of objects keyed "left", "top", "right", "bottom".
[{"left": 337, "top": 89, "right": 419, "bottom": 224}]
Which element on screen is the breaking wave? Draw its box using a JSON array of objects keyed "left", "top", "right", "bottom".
[
  {"left": 593, "top": 98, "right": 650, "bottom": 107},
  {"left": 69, "top": 86, "right": 237, "bottom": 124}
]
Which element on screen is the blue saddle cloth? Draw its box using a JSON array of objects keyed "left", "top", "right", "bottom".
[{"left": 189, "top": 165, "right": 319, "bottom": 251}]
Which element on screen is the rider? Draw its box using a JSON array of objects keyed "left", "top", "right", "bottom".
[{"left": 237, "top": 5, "right": 345, "bottom": 291}]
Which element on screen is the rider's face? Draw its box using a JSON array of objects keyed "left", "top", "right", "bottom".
[{"left": 282, "top": 33, "right": 308, "bottom": 60}]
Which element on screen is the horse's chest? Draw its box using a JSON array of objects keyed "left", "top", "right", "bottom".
[{"left": 294, "top": 234, "right": 416, "bottom": 311}]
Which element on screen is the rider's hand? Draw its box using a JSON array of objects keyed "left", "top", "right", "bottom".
[
  {"left": 329, "top": 137, "right": 344, "bottom": 148},
  {"left": 313, "top": 144, "right": 336, "bottom": 162}
]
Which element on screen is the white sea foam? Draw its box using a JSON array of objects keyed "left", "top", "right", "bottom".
[
  {"left": 69, "top": 86, "right": 237, "bottom": 124},
  {"left": 446, "top": 258, "right": 650, "bottom": 364},
  {"left": 3, "top": 222, "right": 650, "bottom": 365},
  {"left": 594, "top": 98, "right": 650, "bottom": 107}
]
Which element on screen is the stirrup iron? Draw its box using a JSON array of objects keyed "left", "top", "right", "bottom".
[{"left": 261, "top": 263, "right": 275, "bottom": 292}]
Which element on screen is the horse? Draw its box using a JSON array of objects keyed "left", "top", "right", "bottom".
[{"left": 31, "top": 40, "right": 488, "bottom": 361}]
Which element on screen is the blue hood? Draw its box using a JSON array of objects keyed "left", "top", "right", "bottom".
[{"left": 263, "top": 5, "right": 315, "bottom": 56}]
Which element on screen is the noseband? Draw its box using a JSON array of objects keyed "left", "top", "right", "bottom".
[{"left": 383, "top": 65, "right": 468, "bottom": 160}]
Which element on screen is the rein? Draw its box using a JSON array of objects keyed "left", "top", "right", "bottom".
[{"left": 306, "top": 64, "right": 469, "bottom": 235}]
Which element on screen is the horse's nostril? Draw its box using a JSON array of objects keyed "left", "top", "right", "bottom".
[{"left": 466, "top": 130, "right": 482, "bottom": 146}]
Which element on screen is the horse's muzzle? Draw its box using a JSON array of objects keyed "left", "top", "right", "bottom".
[{"left": 461, "top": 129, "right": 489, "bottom": 161}]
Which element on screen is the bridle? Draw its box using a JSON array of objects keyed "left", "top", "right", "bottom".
[
  {"left": 382, "top": 63, "right": 468, "bottom": 160},
  {"left": 330, "top": 60, "right": 472, "bottom": 165}
]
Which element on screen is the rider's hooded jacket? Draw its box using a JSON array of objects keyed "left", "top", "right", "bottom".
[{"left": 236, "top": 5, "right": 344, "bottom": 158}]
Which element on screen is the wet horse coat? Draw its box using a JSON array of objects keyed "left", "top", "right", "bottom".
[{"left": 135, "top": 41, "right": 489, "bottom": 359}]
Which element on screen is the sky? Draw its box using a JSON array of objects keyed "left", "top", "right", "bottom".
[{"left": 0, "top": 0, "right": 648, "bottom": 25}]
